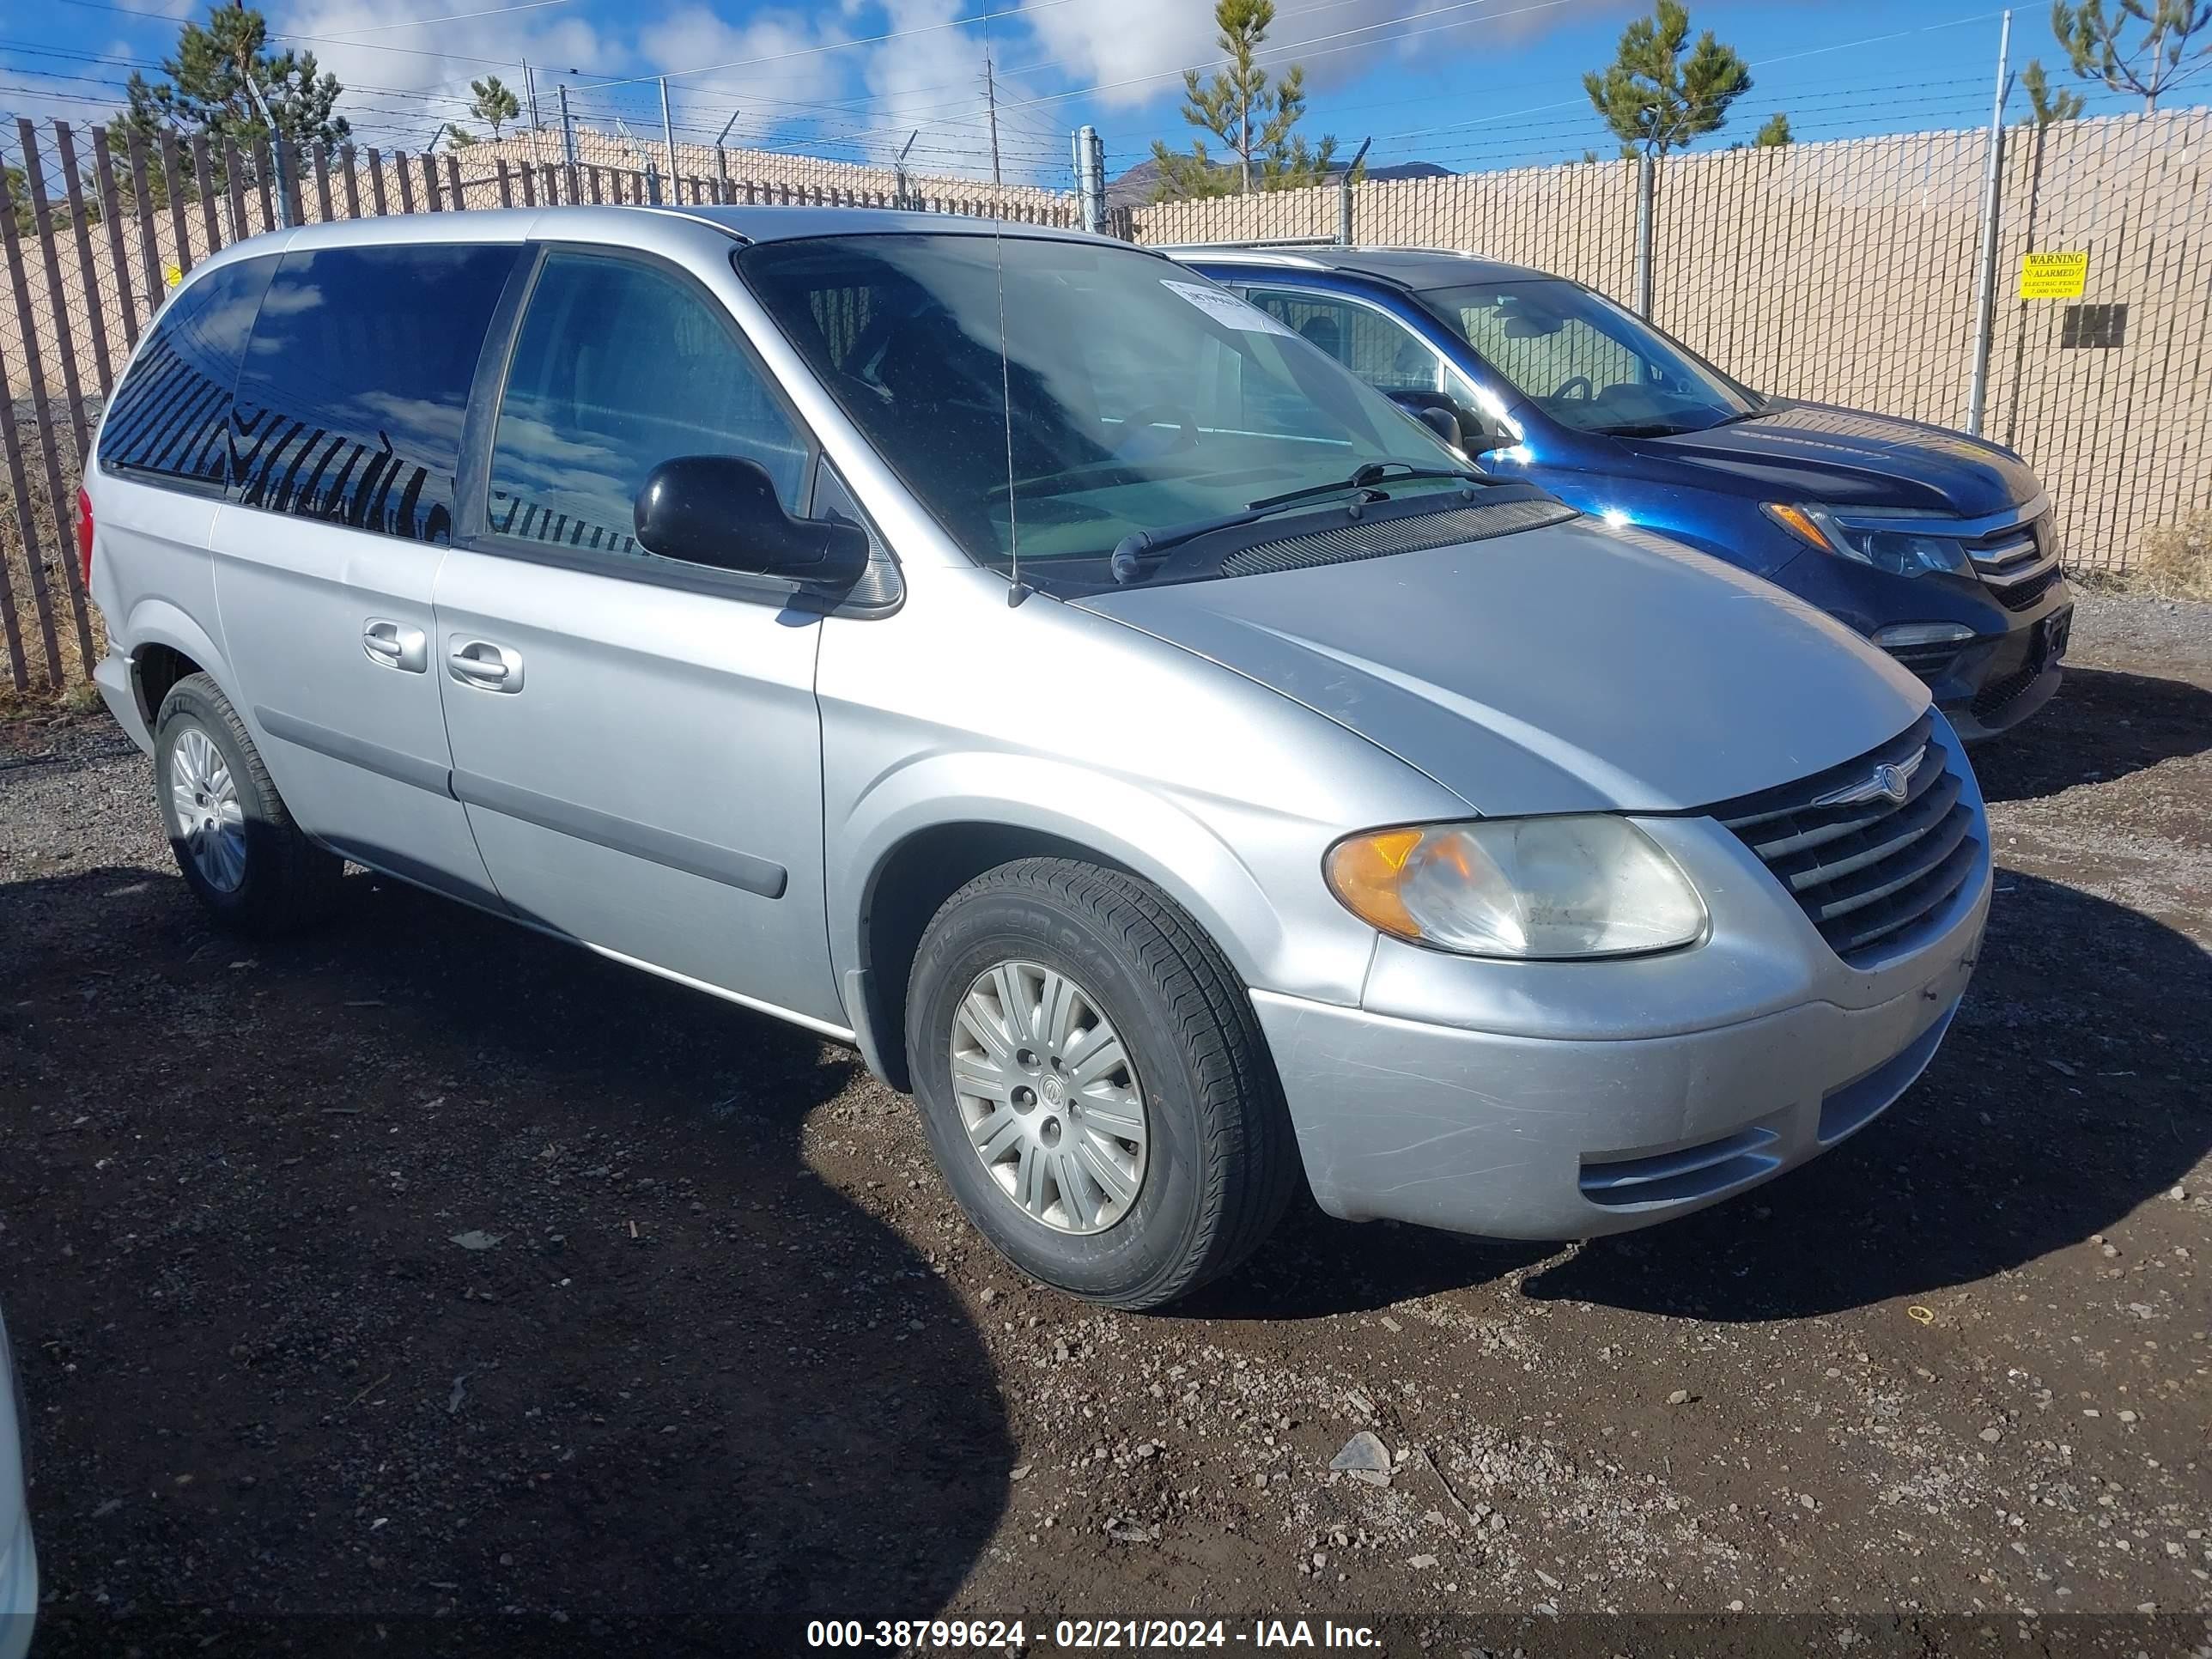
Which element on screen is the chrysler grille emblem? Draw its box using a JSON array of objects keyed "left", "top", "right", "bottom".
[{"left": 1812, "top": 744, "right": 1927, "bottom": 808}]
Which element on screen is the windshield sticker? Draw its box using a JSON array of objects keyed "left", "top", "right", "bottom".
[{"left": 1162, "top": 279, "right": 1296, "bottom": 337}]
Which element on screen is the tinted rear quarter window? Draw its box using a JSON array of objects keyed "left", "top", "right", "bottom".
[
  {"left": 230, "top": 241, "right": 521, "bottom": 544},
  {"left": 97, "top": 254, "right": 278, "bottom": 488}
]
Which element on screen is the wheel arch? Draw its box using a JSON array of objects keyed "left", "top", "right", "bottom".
[
  {"left": 837, "top": 770, "right": 1289, "bottom": 1094},
  {"left": 123, "top": 600, "right": 232, "bottom": 729}
]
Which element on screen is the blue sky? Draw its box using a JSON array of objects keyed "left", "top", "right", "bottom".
[{"left": 3, "top": 0, "right": 2205, "bottom": 186}]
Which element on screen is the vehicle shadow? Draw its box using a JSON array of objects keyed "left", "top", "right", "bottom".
[
  {"left": 1972, "top": 665, "right": 2212, "bottom": 803},
  {"left": 0, "top": 862, "right": 1012, "bottom": 1656},
  {"left": 1194, "top": 871, "right": 2210, "bottom": 1325}
]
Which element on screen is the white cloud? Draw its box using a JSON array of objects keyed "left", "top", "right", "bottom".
[
  {"left": 1024, "top": 0, "right": 1625, "bottom": 108},
  {"left": 275, "top": 0, "right": 624, "bottom": 148}
]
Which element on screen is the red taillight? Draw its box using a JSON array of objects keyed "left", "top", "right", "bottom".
[{"left": 76, "top": 485, "right": 94, "bottom": 591}]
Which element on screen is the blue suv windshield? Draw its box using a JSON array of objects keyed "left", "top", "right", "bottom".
[{"left": 1419, "top": 278, "right": 1759, "bottom": 438}]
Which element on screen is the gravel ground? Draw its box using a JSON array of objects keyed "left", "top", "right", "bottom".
[{"left": 2, "top": 593, "right": 2208, "bottom": 1657}]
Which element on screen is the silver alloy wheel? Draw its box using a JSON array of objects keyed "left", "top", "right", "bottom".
[
  {"left": 167, "top": 724, "right": 247, "bottom": 893},
  {"left": 951, "top": 959, "right": 1148, "bottom": 1235}
]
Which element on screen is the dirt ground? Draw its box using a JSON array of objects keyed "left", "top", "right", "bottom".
[{"left": 2, "top": 594, "right": 2207, "bottom": 1658}]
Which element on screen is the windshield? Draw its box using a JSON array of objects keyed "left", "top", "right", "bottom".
[
  {"left": 739, "top": 234, "right": 1468, "bottom": 574},
  {"left": 1419, "top": 278, "right": 1759, "bottom": 437}
]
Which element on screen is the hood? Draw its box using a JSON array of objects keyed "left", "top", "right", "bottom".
[
  {"left": 1076, "top": 514, "right": 1929, "bottom": 817},
  {"left": 1624, "top": 400, "right": 2043, "bottom": 517}
]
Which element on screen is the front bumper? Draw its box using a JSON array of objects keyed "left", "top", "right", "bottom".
[
  {"left": 1255, "top": 781, "right": 1991, "bottom": 1240},
  {"left": 1928, "top": 594, "right": 2071, "bottom": 740}
]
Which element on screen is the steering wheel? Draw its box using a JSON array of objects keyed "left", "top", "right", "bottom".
[
  {"left": 1552, "top": 374, "right": 1595, "bottom": 401},
  {"left": 1111, "top": 403, "right": 1200, "bottom": 459}
]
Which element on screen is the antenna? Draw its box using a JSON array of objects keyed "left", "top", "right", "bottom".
[{"left": 983, "top": 23, "right": 1024, "bottom": 605}]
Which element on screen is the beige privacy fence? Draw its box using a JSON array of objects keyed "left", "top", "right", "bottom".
[
  {"left": 0, "top": 115, "right": 1081, "bottom": 693},
  {"left": 1135, "top": 111, "right": 2212, "bottom": 586}
]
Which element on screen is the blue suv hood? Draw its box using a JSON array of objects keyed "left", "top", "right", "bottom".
[{"left": 1622, "top": 400, "right": 2042, "bottom": 516}]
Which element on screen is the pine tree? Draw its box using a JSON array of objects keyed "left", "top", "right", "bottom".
[
  {"left": 468, "top": 75, "right": 521, "bottom": 142},
  {"left": 1149, "top": 0, "right": 1341, "bottom": 198},
  {"left": 1754, "top": 112, "right": 1792, "bottom": 145},
  {"left": 2051, "top": 0, "right": 2212, "bottom": 111},
  {"left": 2021, "top": 58, "right": 2088, "bottom": 124},
  {"left": 1583, "top": 0, "right": 1752, "bottom": 158},
  {"left": 122, "top": 2, "right": 349, "bottom": 152}
]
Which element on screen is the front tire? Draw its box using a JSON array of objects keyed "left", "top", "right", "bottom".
[
  {"left": 154, "top": 672, "right": 343, "bottom": 933},
  {"left": 906, "top": 859, "right": 1297, "bottom": 1310}
]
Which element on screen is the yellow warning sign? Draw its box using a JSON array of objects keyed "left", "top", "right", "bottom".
[{"left": 2020, "top": 250, "right": 2087, "bottom": 299}]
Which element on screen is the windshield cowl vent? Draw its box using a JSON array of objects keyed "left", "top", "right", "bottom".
[{"left": 1217, "top": 497, "right": 1577, "bottom": 579}]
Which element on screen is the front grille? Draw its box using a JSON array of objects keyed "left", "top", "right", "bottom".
[
  {"left": 1971, "top": 658, "right": 2045, "bottom": 722},
  {"left": 1884, "top": 641, "right": 1964, "bottom": 680},
  {"left": 1966, "top": 507, "right": 2062, "bottom": 608},
  {"left": 1992, "top": 560, "right": 2063, "bottom": 611},
  {"left": 1710, "top": 713, "right": 1980, "bottom": 963},
  {"left": 1217, "top": 496, "right": 1576, "bottom": 577}
]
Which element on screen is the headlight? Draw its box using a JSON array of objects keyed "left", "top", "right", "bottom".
[
  {"left": 1324, "top": 817, "right": 1706, "bottom": 959},
  {"left": 1764, "top": 502, "right": 1974, "bottom": 579}
]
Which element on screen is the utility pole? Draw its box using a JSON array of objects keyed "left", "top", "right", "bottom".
[
  {"left": 241, "top": 69, "right": 294, "bottom": 228},
  {"left": 558, "top": 82, "right": 578, "bottom": 199},
  {"left": 984, "top": 54, "right": 1002, "bottom": 187},
  {"left": 659, "top": 76, "right": 678, "bottom": 202},
  {"left": 523, "top": 59, "right": 539, "bottom": 131},
  {"left": 1966, "top": 9, "right": 2014, "bottom": 437}
]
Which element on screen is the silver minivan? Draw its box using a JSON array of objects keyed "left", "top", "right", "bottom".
[{"left": 83, "top": 207, "right": 1990, "bottom": 1309}]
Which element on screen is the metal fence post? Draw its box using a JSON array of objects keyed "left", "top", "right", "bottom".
[
  {"left": 1074, "top": 125, "right": 1107, "bottom": 234},
  {"left": 1966, "top": 9, "right": 2014, "bottom": 436},
  {"left": 1634, "top": 149, "right": 1655, "bottom": 319},
  {"left": 1336, "top": 136, "right": 1371, "bottom": 246}
]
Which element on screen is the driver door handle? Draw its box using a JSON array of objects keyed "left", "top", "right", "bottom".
[
  {"left": 362, "top": 618, "right": 428, "bottom": 673},
  {"left": 447, "top": 638, "right": 525, "bottom": 693}
]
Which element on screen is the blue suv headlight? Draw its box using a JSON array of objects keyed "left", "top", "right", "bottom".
[{"left": 1764, "top": 502, "right": 1975, "bottom": 579}]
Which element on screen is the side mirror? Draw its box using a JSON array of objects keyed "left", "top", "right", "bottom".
[
  {"left": 1387, "top": 386, "right": 1465, "bottom": 451},
  {"left": 1412, "top": 404, "right": 1462, "bottom": 447},
  {"left": 634, "top": 454, "right": 872, "bottom": 587}
]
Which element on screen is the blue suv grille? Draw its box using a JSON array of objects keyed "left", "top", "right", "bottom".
[{"left": 1709, "top": 714, "right": 1981, "bottom": 964}]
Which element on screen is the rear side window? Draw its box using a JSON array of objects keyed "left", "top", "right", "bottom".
[
  {"left": 97, "top": 254, "right": 278, "bottom": 488},
  {"left": 229, "top": 242, "right": 521, "bottom": 544},
  {"left": 1245, "top": 287, "right": 1443, "bottom": 394},
  {"left": 485, "top": 251, "right": 808, "bottom": 563}
]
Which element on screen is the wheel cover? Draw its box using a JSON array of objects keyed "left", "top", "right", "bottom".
[
  {"left": 951, "top": 959, "right": 1148, "bottom": 1235},
  {"left": 167, "top": 724, "right": 247, "bottom": 893}
]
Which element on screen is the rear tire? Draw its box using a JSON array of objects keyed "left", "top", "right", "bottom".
[
  {"left": 906, "top": 858, "right": 1297, "bottom": 1310},
  {"left": 154, "top": 672, "right": 344, "bottom": 934}
]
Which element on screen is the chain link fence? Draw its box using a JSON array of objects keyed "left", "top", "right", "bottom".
[
  {"left": 1134, "top": 111, "right": 2212, "bottom": 589},
  {"left": 0, "top": 113, "right": 1082, "bottom": 695}
]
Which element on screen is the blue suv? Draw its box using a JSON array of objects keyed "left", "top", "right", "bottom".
[{"left": 1173, "top": 246, "right": 2071, "bottom": 738}]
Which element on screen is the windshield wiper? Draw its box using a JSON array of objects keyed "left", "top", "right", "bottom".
[
  {"left": 1247, "top": 459, "right": 1485, "bottom": 512},
  {"left": 1107, "top": 495, "right": 1370, "bottom": 584},
  {"left": 1108, "top": 463, "right": 1486, "bottom": 584}
]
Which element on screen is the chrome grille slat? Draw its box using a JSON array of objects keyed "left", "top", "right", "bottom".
[
  {"left": 1778, "top": 772, "right": 1964, "bottom": 890},
  {"left": 1804, "top": 804, "right": 1973, "bottom": 922},
  {"left": 1711, "top": 714, "right": 1980, "bottom": 965}
]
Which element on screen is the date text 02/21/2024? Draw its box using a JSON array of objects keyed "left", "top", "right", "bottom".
[{"left": 804, "top": 1619, "right": 1382, "bottom": 1649}]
